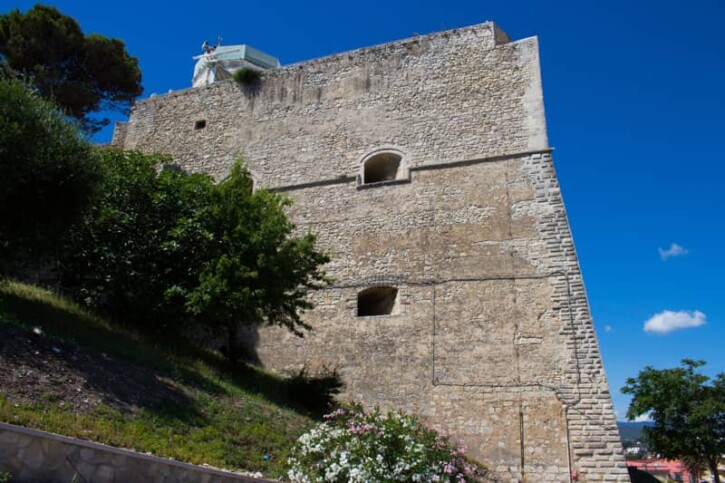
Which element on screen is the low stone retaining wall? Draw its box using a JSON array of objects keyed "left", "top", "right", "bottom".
[{"left": 0, "top": 422, "right": 271, "bottom": 482}]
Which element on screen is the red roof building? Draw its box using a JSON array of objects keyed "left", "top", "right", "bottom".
[{"left": 627, "top": 459, "right": 696, "bottom": 483}]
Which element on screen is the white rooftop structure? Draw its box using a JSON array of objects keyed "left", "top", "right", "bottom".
[{"left": 192, "top": 44, "right": 280, "bottom": 87}]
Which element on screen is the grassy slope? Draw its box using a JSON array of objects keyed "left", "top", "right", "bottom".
[{"left": 0, "top": 280, "right": 323, "bottom": 478}]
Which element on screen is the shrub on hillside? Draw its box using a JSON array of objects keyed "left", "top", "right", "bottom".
[
  {"left": 0, "top": 79, "right": 99, "bottom": 276},
  {"left": 60, "top": 153, "right": 329, "bottom": 357},
  {"left": 59, "top": 149, "right": 213, "bottom": 332},
  {"left": 286, "top": 367, "right": 343, "bottom": 417},
  {"left": 287, "top": 404, "right": 482, "bottom": 482},
  {"left": 178, "top": 160, "right": 330, "bottom": 365}
]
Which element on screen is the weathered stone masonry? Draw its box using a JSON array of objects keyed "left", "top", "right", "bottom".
[{"left": 114, "top": 22, "right": 629, "bottom": 482}]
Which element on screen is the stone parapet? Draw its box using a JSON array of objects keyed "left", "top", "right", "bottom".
[{"left": 0, "top": 422, "right": 268, "bottom": 483}]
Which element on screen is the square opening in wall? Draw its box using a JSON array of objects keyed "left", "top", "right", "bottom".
[{"left": 357, "top": 287, "right": 398, "bottom": 316}]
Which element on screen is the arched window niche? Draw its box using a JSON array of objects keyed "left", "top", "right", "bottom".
[
  {"left": 357, "top": 286, "right": 399, "bottom": 316},
  {"left": 357, "top": 147, "right": 410, "bottom": 188}
]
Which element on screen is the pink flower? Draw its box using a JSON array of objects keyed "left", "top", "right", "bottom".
[
  {"left": 346, "top": 420, "right": 378, "bottom": 434},
  {"left": 433, "top": 435, "right": 446, "bottom": 449},
  {"left": 323, "top": 408, "right": 346, "bottom": 420}
]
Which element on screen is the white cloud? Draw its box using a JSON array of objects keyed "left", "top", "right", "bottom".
[
  {"left": 658, "top": 243, "right": 688, "bottom": 261},
  {"left": 643, "top": 310, "right": 706, "bottom": 334},
  {"left": 632, "top": 412, "right": 653, "bottom": 423},
  {"left": 605, "top": 325, "right": 613, "bottom": 333}
]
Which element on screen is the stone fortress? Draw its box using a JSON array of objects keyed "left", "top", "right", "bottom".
[{"left": 112, "top": 22, "right": 629, "bottom": 482}]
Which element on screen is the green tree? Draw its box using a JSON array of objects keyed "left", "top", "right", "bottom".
[
  {"left": 182, "top": 161, "right": 330, "bottom": 366},
  {"left": 0, "top": 79, "right": 98, "bottom": 275},
  {"left": 60, "top": 149, "right": 213, "bottom": 331},
  {"left": 0, "top": 4, "right": 142, "bottom": 132},
  {"left": 59, "top": 154, "right": 329, "bottom": 360},
  {"left": 622, "top": 360, "right": 725, "bottom": 483}
]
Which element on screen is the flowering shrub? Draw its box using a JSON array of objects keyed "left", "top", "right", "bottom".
[{"left": 287, "top": 404, "right": 481, "bottom": 482}]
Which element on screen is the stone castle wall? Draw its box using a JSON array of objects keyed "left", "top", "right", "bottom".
[{"left": 115, "top": 22, "right": 628, "bottom": 482}]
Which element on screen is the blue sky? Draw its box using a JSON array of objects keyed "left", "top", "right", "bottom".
[{"left": 8, "top": 0, "right": 724, "bottom": 420}]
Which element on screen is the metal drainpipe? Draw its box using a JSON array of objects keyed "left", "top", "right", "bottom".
[
  {"left": 519, "top": 403, "right": 526, "bottom": 483},
  {"left": 564, "top": 403, "right": 574, "bottom": 483}
]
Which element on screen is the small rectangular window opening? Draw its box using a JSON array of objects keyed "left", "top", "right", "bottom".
[
  {"left": 194, "top": 119, "right": 207, "bottom": 130},
  {"left": 357, "top": 287, "right": 398, "bottom": 316}
]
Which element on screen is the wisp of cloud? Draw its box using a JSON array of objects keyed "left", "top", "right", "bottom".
[{"left": 658, "top": 243, "right": 688, "bottom": 261}]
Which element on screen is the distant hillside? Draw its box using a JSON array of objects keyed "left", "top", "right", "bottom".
[{"left": 618, "top": 421, "right": 653, "bottom": 443}]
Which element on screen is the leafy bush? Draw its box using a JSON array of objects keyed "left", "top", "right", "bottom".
[
  {"left": 233, "top": 67, "right": 262, "bottom": 86},
  {"left": 0, "top": 79, "right": 99, "bottom": 276},
  {"left": 179, "top": 161, "right": 329, "bottom": 365},
  {"left": 287, "top": 404, "right": 481, "bottom": 482},
  {"left": 59, "top": 149, "right": 213, "bottom": 332},
  {"left": 59, "top": 153, "right": 329, "bottom": 356},
  {"left": 286, "top": 367, "right": 343, "bottom": 417}
]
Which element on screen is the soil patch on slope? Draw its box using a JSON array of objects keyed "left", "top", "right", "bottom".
[{"left": 0, "top": 322, "right": 190, "bottom": 413}]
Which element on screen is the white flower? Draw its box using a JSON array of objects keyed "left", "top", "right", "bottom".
[{"left": 288, "top": 407, "right": 476, "bottom": 482}]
